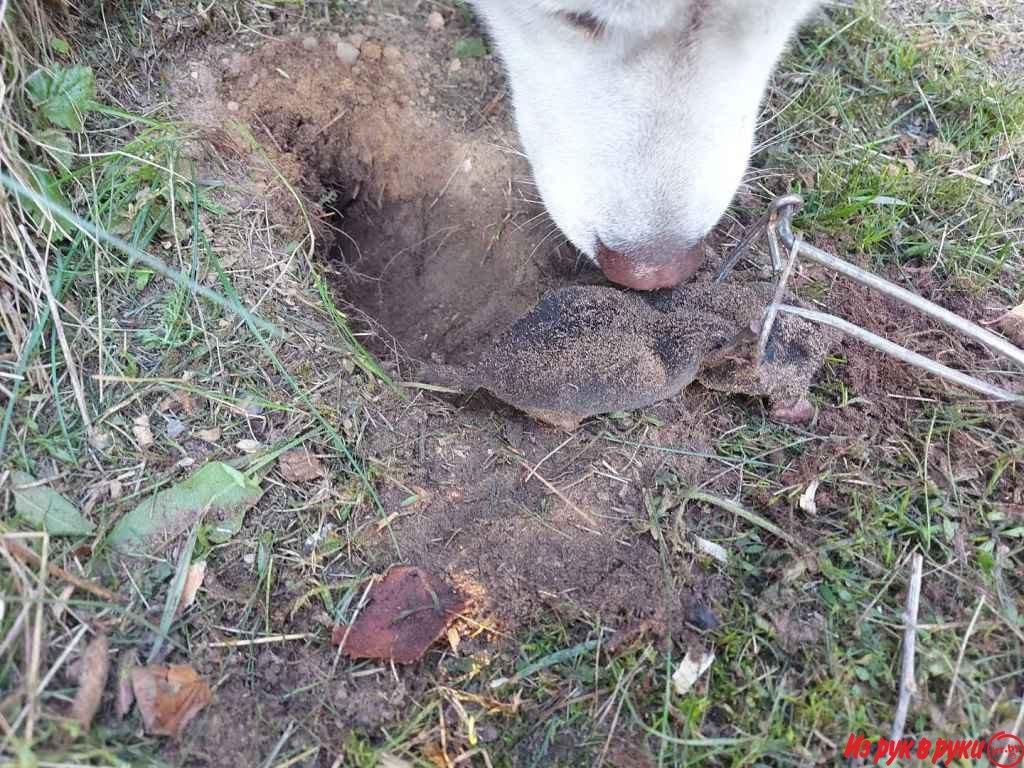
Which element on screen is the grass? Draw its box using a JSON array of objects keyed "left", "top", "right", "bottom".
[{"left": 1, "top": 0, "right": 1023, "bottom": 766}]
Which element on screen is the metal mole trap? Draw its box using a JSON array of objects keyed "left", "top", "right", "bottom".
[{"left": 715, "top": 194, "right": 1024, "bottom": 404}]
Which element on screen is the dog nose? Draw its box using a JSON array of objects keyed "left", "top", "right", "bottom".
[{"left": 595, "top": 238, "right": 704, "bottom": 291}]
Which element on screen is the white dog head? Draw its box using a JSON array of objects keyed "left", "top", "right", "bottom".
[{"left": 471, "top": 0, "right": 818, "bottom": 289}]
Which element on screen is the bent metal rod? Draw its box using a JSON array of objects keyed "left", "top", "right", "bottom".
[{"left": 716, "top": 194, "right": 1024, "bottom": 404}]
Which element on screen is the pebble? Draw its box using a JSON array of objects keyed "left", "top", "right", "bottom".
[
  {"left": 301, "top": 35, "right": 318, "bottom": 50},
  {"left": 383, "top": 45, "right": 402, "bottom": 62},
  {"left": 226, "top": 100, "right": 239, "bottom": 112},
  {"left": 335, "top": 41, "right": 360, "bottom": 66},
  {"left": 348, "top": 33, "right": 366, "bottom": 48},
  {"left": 426, "top": 11, "right": 445, "bottom": 31},
  {"left": 361, "top": 41, "right": 382, "bottom": 61},
  {"left": 448, "top": 58, "right": 462, "bottom": 73}
]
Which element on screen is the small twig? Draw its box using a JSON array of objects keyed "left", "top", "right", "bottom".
[
  {"left": 945, "top": 594, "right": 985, "bottom": 708},
  {"left": 523, "top": 434, "right": 575, "bottom": 484},
  {"left": 429, "top": 156, "right": 468, "bottom": 211},
  {"left": 1, "top": 540, "right": 117, "bottom": 602},
  {"left": 207, "top": 633, "right": 314, "bottom": 649},
  {"left": 313, "top": 108, "right": 347, "bottom": 138},
  {"left": 890, "top": 552, "right": 924, "bottom": 744},
  {"left": 259, "top": 719, "right": 296, "bottom": 768},
  {"left": 517, "top": 458, "right": 599, "bottom": 528}
]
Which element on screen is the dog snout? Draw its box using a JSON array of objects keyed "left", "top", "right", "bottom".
[{"left": 595, "top": 238, "right": 704, "bottom": 291}]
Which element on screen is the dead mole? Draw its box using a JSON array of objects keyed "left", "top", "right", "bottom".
[{"left": 419, "top": 281, "right": 836, "bottom": 430}]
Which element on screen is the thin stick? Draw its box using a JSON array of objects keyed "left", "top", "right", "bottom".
[
  {"left": 518, "top": 459, "right": 599, "bottom": 528},
  {"left": 944, "top": 594, "right": 985, "bottom": 708},
  {"left": 207, "top": 633, "right": 312, "bottom": 648},
  {"left": 313, "top": 108, "right": 348, "bottom": 138},
  {"left": 259, "top": 719, "right": 296, "bottom": 768},
  {"left": 890, "top": 553, "right": 924, "bottom": 743},
  {"left": 523, "top": 434, "right": 575, "bottom": 484},
  {"left": 1, "top": 540, "right": 117, "bottom": 602}
]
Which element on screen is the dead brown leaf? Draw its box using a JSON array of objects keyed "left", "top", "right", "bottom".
[
  {"left": 70, "top": 633, "right": 110, "bottom": 733},
  {"left": 607, "top": 614, "right": 666, "bottom": 655},
  {"left": 131, "top": 664, "right": 212, "bottom": 737},
  {"left": 278, "top": 448, "right": 326, "bottom": 482},
  {"left": 159, "top": 390, "right": 197, "bottom": 415},
  {"left": 195, "top": 426, "right": 221, "bottom": 443},
  {"left": 332, "top": 566, "right": 467, "bottom": 664},
  {"left": 178, "top": 561, "right": 206, "bottom": 616},
  {"left": 115, "top": 649, "right": 138, "bottom": 718},
  {"left": 132, "top": 414, "right": 154, "bottom": 448}
]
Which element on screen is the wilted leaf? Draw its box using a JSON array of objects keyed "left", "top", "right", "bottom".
[
  {"left": 672, "top": 649, "right": 715, "bottom": 695},
  {"left": 34, "top": 127, "right": 75, "bottom": 167},
  {"left": 178, "top": 561, "right": 206, "bottom": 615},
  {"left": 133, "top": 414, "right": 155, "bottom": 448},
  {"left": 106, "top": 461, "right": 263, "bottom": 552},
  {"left": 799, "top": 478, "right": 820, "bottom": 515},
  {"left": 11, "top": 471, "right": 96, "bottom": 536},
  {"left": 278, "top": 448, "right": 326, "bottom": 482},
  {"left": 165, "top": 416, "right": 187, "bottom": 440},
  {"left": 378, "top": 754, "right": 415, "bottom": 768},
  {"left": 693, "top": 535, "right": 728, "bottom": 564},
  {"left": 131, "top": 664, "right": 211, "bottom": 737},
  {"left": 235, "top": 439, "right": 261, "bottom": 454},
  {"left": 195, "top": 427, "right": 221, "bottom": 443},
  {"left": 604, "top": 739, "right": 657, "bottom": 768},
  {"left": 116, "top": 649, "right": 139, "bottom": 718},
  {"left": 70, "top": 633, "right": 110, "bottom": 733},
  {"left": 159, "top": 390, "right": 196, "bottom": 415},
  {"left": 25, "top": 65, "right": 95, "bottom": 131},
  {"left": 19, "top": 162, "right": 73, "bottom": 240},
  {"left": 332, "top": 566, "right": 467, "bottom": 664}
]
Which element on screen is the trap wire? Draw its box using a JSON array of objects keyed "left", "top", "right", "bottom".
[{"left": 717, "top": 195, "right": 1024, "bottom": 404}]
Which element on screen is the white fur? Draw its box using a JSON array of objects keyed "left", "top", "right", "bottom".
[{"left": 470, "top": 0, "right": 819, "bottom": 260}]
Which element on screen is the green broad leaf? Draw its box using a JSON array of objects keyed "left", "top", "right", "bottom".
[
  {"left": 453, "top": 37, "right": 488, "bottom": 59},
  {"left": 19, "top": 163, "right": 73, "bottom": 241},
  {"left": 11, "top": 471, "right": 96, "bottom": 536},
  {"left": 26, "top": 65, "right": 96, "bottom": 131},
  {"left": 34, "top": 128, "right": 75, "bottom": 168},
  {"left": 107, "top": 462, "right": 263, "bottom": 553}
]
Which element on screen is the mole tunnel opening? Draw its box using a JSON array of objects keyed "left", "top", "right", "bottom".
[{"left": 314, "top": 170, "right": 604, "bottom": 369}]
